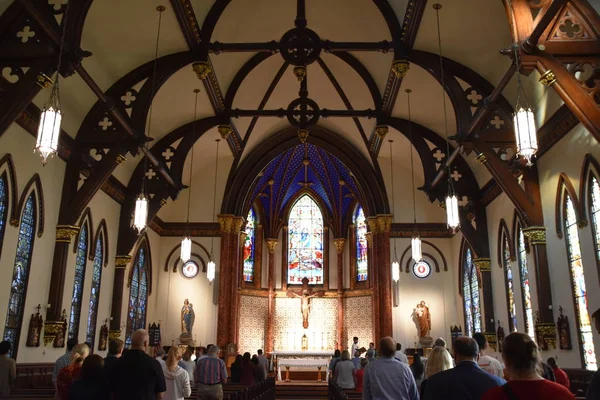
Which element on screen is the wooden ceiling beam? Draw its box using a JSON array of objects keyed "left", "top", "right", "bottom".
[{"left": 521, "top": 0, "right": 569, "bottom": 54}]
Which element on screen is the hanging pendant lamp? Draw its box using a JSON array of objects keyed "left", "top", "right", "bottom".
[
  {"left": 406, "top": 89, "right": 423, "bottom": 263},
  {"left": 388, "top": 139, "right": 400, "bottom": 282},
  {"left": 207, "top": 138, "right": 221, "bottom": 283}
]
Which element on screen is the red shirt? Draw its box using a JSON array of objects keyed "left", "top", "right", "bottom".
[
  {"left": 56, "top": 364, "right": 82, "bottom": 400},
  {"left": 553, "top": 367, "right": 571, "bottom": 389},
  {"left": 482, "top": 379, "right": 575, "bottom": 400},
  {"left": 355, "top": 369, "right": 365, "bottom": 393}
]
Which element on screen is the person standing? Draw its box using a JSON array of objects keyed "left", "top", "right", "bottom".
[
  {"left": 52, "top": 338, "right": 78, "bottom": 388},
  {"left": 354, "top": 358, "right": 368, "bottom": 393},
  {"left": 56, "top": 343, "right": 90, "bottom": 400},
  {"left": 362, "top": 337, "right": 419, "bottom": 400},
  {"left": 103, "top": 339, "right": 123, "bottom": 381},
  {"left": 482, "top": 333, "right": 574, "bottom": 400},
  {"left": 409, "top": 354, "right": 425, "bottom": 390},
  {"left": 194, "top": 345, "right": 227, "bottom": 400},
  {"left": 473, "top": 333, "right": 505, "bottom": 378},
  {"left": 69, "top": 354, "right": 109, "bottom": 400},
  {"left": 230, "top": 355, "right": 243, "bottom": 383},
  {"left": 329, "top": 349, "right": 341, "bottom": 372},
  {"left": 257, "top": 349, "right": 269, "bottom": 374},
  {"left": 109, "top": 329, "right": 166, "bottom": 400},
  {"left": 162, "top": 347, "right": 191, "bottom": 400},
  {"left": 351, "top": 337, "right": 359, "bottom": 358},
  {"left": 0, "top": 341, "right": 16, "bottom": 397},
  {"left": 422, "top": 337, "right": 505, "bottom": 400},
  {"left": 239, "top": 352, "right": 256, "bottom": 386},
  {"left": 252, "top": 355, "right": 266, "bottom": 382},
  {"left": 420, "top": 346, "right": 454, "bottom": 397},
  {"left": 547, "top": 357, "right": 570, "bottom": 389},
  {"left": 394, "top": 343, "right": 408, "bottom": 364},
  {"left": 352, "top": 350, "right": 361, "bottom": 369},
  {"left": 334, "top": 350, "right": 355, "bottom": 389}
]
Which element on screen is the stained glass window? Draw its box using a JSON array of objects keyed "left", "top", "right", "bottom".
[
  {"left": 503, "top": 236, "right": 518, "bottom": 332},
  {"left": 3, "top": 194, "right": 36, "bottom": 358},
  {"left": 0, "top": 176, "right": 7, "bottom": 253},
  {"left": 462, "top": 247, "right": 481, "bottom": 337},
  {"left": 243, "top": 208, "right": 255, "bottom": 282},
  {"left": 564, "top": 194, "right": 597, "bottom": 370},
  {"left": 68, "top": 224, "right": 88, "bottom": 340},
  {"left": 517, "top": 228, "right": 535, "bottom": 340},
  {"left": 590, "top": 176, "right": 600, "bottom": 268},
  {"left": 85, "top": 236, "right": 103, "bottom": 350},
  {"left": 354, "top": 206, "right": 368, "bottom": 282},
  {"left": 126, "top": 247, "right": 148, "bottom": 346},
  {"left": 288, "top": 195, "right": 324, "bottom": 285}
]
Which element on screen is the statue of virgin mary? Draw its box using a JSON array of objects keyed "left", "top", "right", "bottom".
[{"left": 181, "top": 299, "right": 195, "bottom": 335}]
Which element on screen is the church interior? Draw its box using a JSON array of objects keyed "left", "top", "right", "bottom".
[{"left": 1, "top": 0, "right": 600, "bottom": 394}]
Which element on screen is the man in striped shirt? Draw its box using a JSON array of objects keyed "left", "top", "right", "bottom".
[{"left": 194, "top": 345, "right": 227, "bottom": 400}]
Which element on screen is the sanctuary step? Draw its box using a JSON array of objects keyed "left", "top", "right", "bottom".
[{"left": 276, "top": 381, "right": 328, "bottom": 400}]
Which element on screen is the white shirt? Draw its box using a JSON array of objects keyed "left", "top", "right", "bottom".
[
  {"left": 478, "top": 354, "right": 504, "bottom": 378},
  {"left": 351, "top": 342, "right": 359, "bottom": 357},
  {"left": 258, "top": 354, "right": 269, "bottom": 372},
  {"left": 394, "top": 351, "right": 409, "bottom": 364}
]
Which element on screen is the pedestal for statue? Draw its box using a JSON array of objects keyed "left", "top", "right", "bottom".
[
  {"left": 179, "top": 333, "right": 194, "bottom": 346},
  {"left": 419, "top": 336, "right": 433, "bottom": 348}
]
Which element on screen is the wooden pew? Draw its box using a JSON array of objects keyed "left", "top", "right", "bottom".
[{"left": 564, "top": 368, "right": 595, "bottom": 397}]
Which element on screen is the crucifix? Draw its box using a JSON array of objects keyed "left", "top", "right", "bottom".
[{"left": 286, "top": 277, "right": 325, "bottom": 329}]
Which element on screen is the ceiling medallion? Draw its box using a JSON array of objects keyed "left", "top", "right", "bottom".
[
  {"left": 192, "top": 62, "right": 211, "bottom": 80},
  {"left": 279, "top": 27, "right": 322, "bottom": 66},
  {"left": 288, "top": 98, "right": 320, "bottom": 128},
  {"left": 375, "top": 125, "right": 389, "bottom": 139},
  {"left": 218, "top": 124, "right": 233, "bottom": 139},
  {"left": 293, "top": 66, "right": 307, "bottom": 82},
  {"left": 392, "top": 60, "right": 410, "bottom": 78},
  {"left": 298, "top": 129, "right": 309, "bottom": 143},
  {"left": 413, "top": 260, "right": 432, "bottom": 279}
]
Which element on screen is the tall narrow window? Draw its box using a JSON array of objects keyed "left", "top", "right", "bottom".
[
  {"left": 243, "top": 208, "right": 255, "bottom": 282},
  {"left": 462, "top": 247, "right": 481, "bottom": 337},
  {"left": 517, "top": 228, "right": 535, "bottom": 339},
  {"left": 354, "top": 206, "right": 368, "bottom": 282},
  {"left": 85, "top": 235, "right": 104, "bottom": 349},
  {"left": 590, "top": 176, "right": 600, "bottom": 266},
  {"left": 126, "top": 247, "right": 148, "bottom": 346},
  {"left": 503, "top": 236, "right": 518, "bottom": 332},
  {"left": 564, "top": 194, "right": 597, "bottom": 370},
  {"left": 288, "top": 195, "right": 324, "bottom": 285},
  {"left": 0, "top": 176, "right": 7, "bottom": 254},
  {"left": 68, "top": 223, "right": 88, "bottom": 340},
  {"left": 3, "top": 194, "right": 36, "bottom": 358}
]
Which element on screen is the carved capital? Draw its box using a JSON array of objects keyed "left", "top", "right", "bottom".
[
  {"left": 365, "top": 232, "right": 373, "bottom": 248},
  {"left": 266, "top": 239, "right": 279, "bottom": 254},
  {"left": 333, "top": 238, "right": 346, "bottom": 254},
  {"left": 376, "top": 215, "right": 393, "bottom": 234},
  {"left": 522, "top": 226, "right": 546, "bottom": 245},
  {"left": 536, "top": 322, "right": 557, "bottom": 349},
  {"left": 375, "top": 125, "right": 389, "bottom": 139},
  {"left": 240, "top": 231, "right": 248, "bottom": 248},
  {"left": 192, "top": 61, "right": 211, "bottom": 80},
  {"left": 55, "top": 225, "right": 80, "bottom": 243},
  {"left": 218, "top": 214, "right": 234, "bottom": 233},
  {"left": 115, "top": 255, "right": 132, "bottom": 269},
  {"left": 293, "top": 66, "right": 306, "bottom": 82},
  {"left": 473, "top": 258, "right": 492, "bottom": 272},
  {"left": 367, "top": 218, "right": 378, "bottom": 233},
  {"left": 218, "top": 125, "right": 233, "bottom": 139},
  {"left": 539, "top": 70, "right": 557, "bottom": 86},
  {"left": 298, "top": 129, "right": 309, "bottom": 143},
  {"left": 232, "top": 216, "right": 245, "bottom": 233},
  {"left": 108, "top": 330, "right": 122, "bottom": 340},
  {"left": 392, "top": 60, "right": 410, "bottom": 78},
  {"left": 43, "top": 321, "right": 64, "bottom": 346}
]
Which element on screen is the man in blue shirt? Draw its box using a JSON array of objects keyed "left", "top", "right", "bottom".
[
  {"left": 362, "top": 337, "right": 418, "bottom": 400},
  {"left": 586, "top": 308, "right": 600, "bottom": 400},
  {"left": 52, "top": 338, "right": 78, "bottom": 387},
  {"left": 422, "top": 337, "right": 505, "bottom": 400}
]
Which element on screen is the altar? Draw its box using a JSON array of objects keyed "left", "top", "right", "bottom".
[
  {"left": 277, "top": 358, "right": 330, "bottom": 382},
  {"left": 271, "top": 350, "right": 334, "bottom": 382}
]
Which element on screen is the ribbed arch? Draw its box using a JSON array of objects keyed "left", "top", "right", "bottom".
[
  {"left": 460, "top": 240, "right": 481, "bottom": 337},
  {"left": 126, "top": 238, "right": 150, "bottom": 346},
  {"left": 85, "top": 223, "right": 106, "bottom": 351}
]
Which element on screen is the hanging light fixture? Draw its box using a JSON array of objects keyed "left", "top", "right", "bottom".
[
  {"left": 134, "top": 6, "right": 165, "bottom": 233},
  {"left": 406, "top": 89, "right": 422, "bottom": 263},
  {"left": 434, "top": 4, "right": 460, "bottom": 231},
  {"left": 35, "top": 3, "right": 70, "bottom": 165},
  {"left": 180, "top": 89, "right": 201, "bottom": 263},
  {"left": 207, "top": 138, "right": 221, "bottom": 283},
  {"left": 388, "top": 139, "right": 400, "bottom": 282}
]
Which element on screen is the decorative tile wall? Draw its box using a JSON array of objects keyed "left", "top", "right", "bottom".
[
  {"left": 343, "top": 296, "right": 373, "bottom": 351},
  {"left": 238, "top": 295, "right": 268, "bottom": 354}
]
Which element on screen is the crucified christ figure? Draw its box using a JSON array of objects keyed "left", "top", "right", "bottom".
[{"left": 286, "top": 277, "right": 325, "bottom": 329}]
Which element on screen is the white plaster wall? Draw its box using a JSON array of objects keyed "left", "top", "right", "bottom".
[
  {"left": 149, "top": 236, "right": 218, "bottom": 347},
  {"left": 537, "top": 123, "right": 600, "bottom": 368}
]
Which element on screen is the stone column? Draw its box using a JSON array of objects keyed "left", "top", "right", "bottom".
[
  {"left": 265, "top": 239, "right": 279, "bottom": 353},
  {"left": 44, "top": 225, "right": 80, "bottom": 346},
  {"left": 229, "top": 217, "right": 244, "bottom": 345},
  {"left": 108, "top": 255, "right": 132, "bottom": 339},
  {"left": 333, "top": 238, "right": 346, "bottom": 350},
  {"left": 368, "top": 215, "right": 393, "bottom": 341},
  {"left": 473, "top": 258, "right": 495, "bottom": 334},
  {"left": 365, "top": 231, "right": 378, "bottom": 341}
]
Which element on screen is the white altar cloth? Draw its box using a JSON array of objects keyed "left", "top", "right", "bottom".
[
  {"left": 272, "top": 350, "right": 334, "bottom": 358},
  {"left": 277, "top": 358, "right": 330, "bottom": 381}
]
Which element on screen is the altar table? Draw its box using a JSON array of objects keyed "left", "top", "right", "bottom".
[
  {"left": 276, "top": 358, "right": 330, "bottom": 382},
  {"left": 272, "top": 350, "right": 334, "bottom": 359}
]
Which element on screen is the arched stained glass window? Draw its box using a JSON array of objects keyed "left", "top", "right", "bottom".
[
  {"left": 68, "top": 223, "right": 88, "bottom": 340},
  {"left": 517, "top": 228, "right": 535, "bottom": 339},
  {"left": 126, "top": 247, "right": 148, "bottom": 346},
  {"left": 288, "top": 195, "right": 324, "bottom": 285},
  {"left": 3, "top": 194, "right": 36, "bottom": 358},
  {"left": 243, "top": 208, "right": 255, "bottom": 282},
  {"left": 462, "top": 247, "right": 481, "bottom": 337},
  {"left": 85, "top": 235, "right": 104, "bottom": 349},
  {"left": 354, "top": 206, "right": 368, "bottom": 282},
  {"left": 564, "top": 194, "right": 597, "bottom": 370},
  {"left": 590, "top": 176, "right": 600, "bottom": 267},
  {"left": 502, "top": 236, "right": 517, "bottom": 332},
  {"left": 0, "top": 176, "right": 7, "bottom": 253}
]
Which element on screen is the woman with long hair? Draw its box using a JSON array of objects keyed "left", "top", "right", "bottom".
[
  {"left": 230, "top": 354, "right": 243, "bottom": 383},
  {"left": 162, "top": 347, "right": 191, "bottom": 400},
  {"left": 420, "top": 346, "right": 453, "bottom": 397},
  {"left": 482, "top": 333, "right": 574, "bottom": 400},
  {"left": 334, "top": 350, "right": 355, "bottom": 389},
  {"left": 56, "top": 343, "right": 89, "bottom": 400},
  {"left": 69, "top": 354, "right": 108, "bottom": 400},
  {"left": 409, "top": 354, "right": 425, "bottom": 389},
  {"left": 239, "top": 352, "right": 256, "bottom": 386}
]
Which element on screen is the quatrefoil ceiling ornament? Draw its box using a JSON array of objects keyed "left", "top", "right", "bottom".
[{"left": 279, "top": 27, "right": 322, "bottom": 66}]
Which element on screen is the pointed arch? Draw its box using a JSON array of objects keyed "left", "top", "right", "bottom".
[
  {"left": 0, "top": 154, "right": 18, "bottom": 224},
  {"left": 128, "top": 233, "right": 153, "bottom": 295},
  {"left": 85, "top": 223, "right": 106, "bottom": 350},
  {"left": 68, "top": 211, "right": 92, "bottom": 340},
  {"left": 514, "top": 215, "right": 535, "bottom": 339},
  {"left": 400, "top": 240, "right": 449, "bottom": 273},
  {"left": 580, "top": 154, "right": 600, "bottom": 219},
  {"left": 286, "top": 193, "right": 325, "bottom": 285},
  {"left": 562, "top": 190, "right": 597, "bottom": 369},
  {"left": 14, "top": 174, "right": 44, "bottom": 238},
  {"left": 164, "top": 239, "right": 211, "bottom": 273},
  {"left": 459, "top": 238, "right": 482, "bottom": 337},
  {"left": 93, "top": 219, "right": 109, "bottom": 267},
  {"left": 125, "top": 236, "right": 151, "bottom": 346},
  {"left": 2, "top": 191, "right": 37, "bottom": 359},
  {"left": 353, "top": 204, "right": 369, "bottom": 282},
  {"left": 73, "top": 207, "right": 94, "bottom": 259},
  {"left": 581, "top": 154, "right": 600, "bottom": 285},
  {"left": 242, "top": 207, "right": 257, "bottom": 283},
  {"left": 499, "top": 219, "right": 518, "bottom": 332},
  {"left": 555, "top": 173, "right": 584, "bottom": 238}
]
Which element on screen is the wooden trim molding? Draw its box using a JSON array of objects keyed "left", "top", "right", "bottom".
[
  {"left": 149, "top": 216, "right": 220, "bottom": 237},
  {"left": 163, "top": 240, "right": 211, "bottom": 272},
  {"left": 390, "top": 223, "right": 453, "bottom": 238},
  {"left": 400, "top": 240, "right": 449, "bottom": 274},
  {"left": 93, "top": 219, "right": 109, "bottom": 267}
]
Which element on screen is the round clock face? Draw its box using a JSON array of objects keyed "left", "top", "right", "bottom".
[
  {"left": 413, "top": 261, "right": 432, "bottom": 279},
  {"left": 182, "top": 261, "right": 199, "bottom": 278}
]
